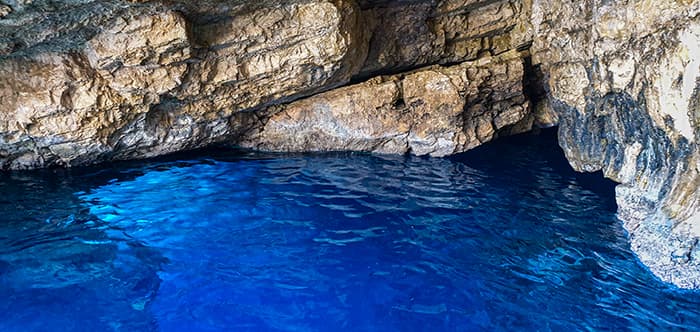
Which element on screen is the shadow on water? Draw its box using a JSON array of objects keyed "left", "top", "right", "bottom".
[
  {"left": 0, "top": 128, "right": 699, "bottom": 331},
  {"left": 451, "top": 128, "right": 618, "bottom": 208}
]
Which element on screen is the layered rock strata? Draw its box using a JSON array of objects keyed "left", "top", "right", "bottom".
[
  {"left": 0, "top": 0, "right": 368, "bottom": 168},
  {"left": 357, "top": 0, "right": 533, "bottom": 76},
  {"left": 0, "top": 0, "right": 537, "bottom": 168},
  {"left": 242, "top": 50, "right": 530, "bottom": 156}
]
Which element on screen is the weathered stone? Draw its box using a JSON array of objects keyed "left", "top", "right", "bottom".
[
  {"left": 0, "top": 3, "right": 192, "bottom": 168},
  {"left": 358, "top": 0, "right": 532, "bottom": 76},
  {"left": 0, "top": 4, "right": 11, "bottom": 18},
  {"left": 241, "top": 51, "right": 530, "bottom": 156},
  {"left": 531, "top": 0, "right": 700, "bottom": 288},
  {"left": 0, "top": 0, "right": 368, "bottom": 168},
  {"left": 176, "top": 0, "right": 369, "bottom": 112}
]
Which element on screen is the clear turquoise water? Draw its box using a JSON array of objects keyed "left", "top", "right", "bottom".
[{"left": 1, "top": 129, "right": 699, "bottom": 331}]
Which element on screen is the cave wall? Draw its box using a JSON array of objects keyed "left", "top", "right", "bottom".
[
  {"left": 530, "top": 0, "right": 700, "bottom": 287},
  {"left": 0, "top": 0, "right": 369, "bottom": 167},
  {"left": 0, "top": 0, "right": 698, "bottom": 288},
  {"left": 0, "top": 0, "right": 536, "bottom": 168}
]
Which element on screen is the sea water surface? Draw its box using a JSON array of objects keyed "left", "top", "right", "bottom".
[{"left": 1, "top": 129, "right": 699, "bottom": 331}]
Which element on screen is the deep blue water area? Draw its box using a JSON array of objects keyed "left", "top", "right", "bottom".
[{"left": 1, "top": 129, "right": 700, "bottom": 331}]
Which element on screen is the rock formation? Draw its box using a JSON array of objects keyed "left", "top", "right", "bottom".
[
  {"left": 0, "top": 0, "right": 698, "bottom": 288},
  {"left": 242, "top": 50, "right": 530, "bottom": 156},
  {"left": 530, "top": 0, "right": 700, "bottom": 288},
  {"left": 0, "top": 0, "right": 368, "bottom": 168}
]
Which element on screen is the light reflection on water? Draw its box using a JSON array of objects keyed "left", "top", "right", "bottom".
[{"left": 1, "top": 129, "right": 699, "bottom": 331}]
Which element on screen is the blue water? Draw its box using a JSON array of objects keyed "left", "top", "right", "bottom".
[{"left": 1, "top": 129, "right": 699, "bottom": 331}]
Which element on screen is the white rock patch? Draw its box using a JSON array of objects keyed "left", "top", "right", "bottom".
[{"left": 656, "top": 23, "right": 700, "bottom": 142}]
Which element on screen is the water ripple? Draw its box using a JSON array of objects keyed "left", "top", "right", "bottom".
[{"left": 0, "top": 130, "right": 699, "bottom": 331}]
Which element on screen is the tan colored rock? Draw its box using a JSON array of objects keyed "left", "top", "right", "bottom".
[
  {"left": 548, "top": 62, "right": 589, "bottom": 113},
  {"left": 1, "top": 0, "right": 536, "bottom": 169},
  {"left": 359, "top": 0, "right": 532, "bottom": 75},
  {"left": 0, "top": 4, "right": 191, "bottom": 168},
  {"left": 0, "top": 0, "right": 368, "bottom": 168},
  {"left": 0, "top": 5, "right": 11, "bottom": 18},
  {"left": 178, "top": 0, "right": 369, "bottom": 112},
  {"left": 241, "top": 51, "right": 530, "bottom": 156}
]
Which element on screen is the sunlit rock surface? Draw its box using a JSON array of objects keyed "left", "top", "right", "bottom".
[
  {"left": 0, "top": 0, "right": 699, "bottom": 288},
  {"left": 242, "top": 50, "right": 530, "bottom": 156}
]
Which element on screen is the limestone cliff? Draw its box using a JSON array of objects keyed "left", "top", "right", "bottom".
[
  {"left": 530, "top": 0, "right": 700, "bottom": 288},
  {"left": 0, "top": 0, "right": 698, "bottom": 288}
]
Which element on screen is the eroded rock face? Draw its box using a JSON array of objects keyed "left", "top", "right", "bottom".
[
  {"left": 531, "top": 0, "right": 700, "bottom": 287},
  {"left": 0, "top": 3, "right": 190, "bottom": 168},
  {"left": 242, "top": 50, "right": 530, "bottom": 156},
  {"left": 358, "top": 0, "right": 533, "bottom": 76},
  {"left": 0, "top": 0, "right": 368, "bottom": 168}
]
